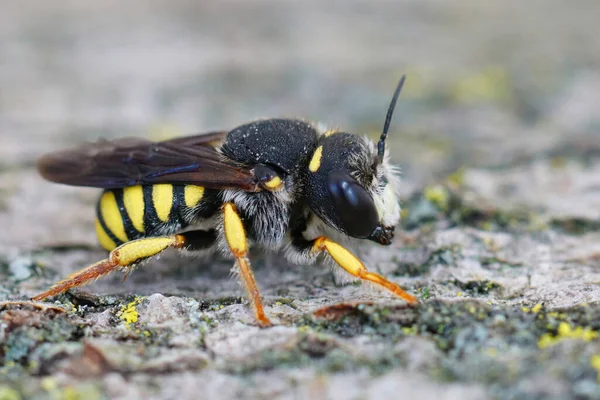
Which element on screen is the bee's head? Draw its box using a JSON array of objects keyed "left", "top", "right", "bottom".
[{"left": 304, "top": 77, "right": 405, "bottom": 245}]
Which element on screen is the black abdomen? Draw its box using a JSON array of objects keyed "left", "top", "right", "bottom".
[{"left": 95, "top": 184, "right": 220, "bottom": 250}]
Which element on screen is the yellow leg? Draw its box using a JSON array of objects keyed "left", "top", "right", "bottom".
[
  {"left": 223, "top": 202, "right": 272, "bottom": 327},
  {"left": 313, "top": 237, "right": 418, "bottom": 304},
  {"left": 32, "top": 235, "right": 186, "bottom": 301}
]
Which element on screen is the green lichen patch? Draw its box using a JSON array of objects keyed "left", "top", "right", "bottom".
[
  {"left": 393, "top": 245, "right": 463, "bottom": 277},
  {"left": 303, "top": 300, "right": 600, "bottom": 394},
  {"left": 310, "top": 302, "right": 419, "bottom": 340},
  {"left": 197, "top": 296, "right": 244, "bottom": 311},
  {"left": 0, "top": 255, "right": 53, "bottom": 288},
  {"left": 451, "top": 280, "right": 502, "bottom": 296},
  {"left": 479, "top": 256, "right": 523, "bottom": 269},
  {"left": 550, "top": 218, "right": 600, "bottom": 235},
  {"left": 309, "top": 300, "right": 600, "bottom": 358},
  {"left": 0, "top": 305, "right": 81, "bottom": 374},
  {"left": 61, "top": 291, "right": 123, "bottom": 309},
  {"left": 402, "top": 184, "right": 542, "bottom": 233},
  {"left": 220, "top": 330, "right": 335, "bottom": 375},
  {"left": 219, "top": 327, "right": 416, "bottom": 377}
]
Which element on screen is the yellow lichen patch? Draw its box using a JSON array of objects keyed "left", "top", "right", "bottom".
[
  {"left": 527, "top": 213, "right": 549, "bottom": 232},
  {"left": 446, "top": 167, "right": 466, "bottom": 188},
  {"left": 402, "top": 325, "right": 418, "bottom": 335},
  {"left": 522, "top": 303, "right": 543, "bottom": 314},
  {"left": 119, "top": 297, "right": 143, "bottom": 325},
  {"left": 63, "top": 387, "right": 81, "bottom": 400},
  {"left": 0, "top": 386, "right": 21, "bottom": 400},
  {"left": 424, "top": 184, "right": 449, "bottom": 211},
  {"left": 590, "top": 355, "right": 600, "bottom": 382},
  {"left": 41, "top": 377, "right": 58, "bottom": 392},
  {"left": 481, "top": 221, "right": 493, "bottom": 231},
  {"left": 537, "top": 322, "right": 598, "bottom": 349},
  {"left": 486, "top": 347, "right": 498, "bottom": 358},
  {"left": 309, "top": 146, "right": 323, "bottom": 173}
]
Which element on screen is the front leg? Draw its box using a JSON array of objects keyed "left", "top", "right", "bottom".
[
  {"left": 290, "top": 220, "right": 418, "bottom": 304},
  {"left": 312, "top": 237, "right": 418, "bottom": 303}
]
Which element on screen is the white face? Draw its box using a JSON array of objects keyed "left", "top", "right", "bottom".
[
  {"left": 374, "top": 177, "right": 401, "bottom": 227},
  {"left": 371, "top": 155, "right": 402, "bottom": 228}
]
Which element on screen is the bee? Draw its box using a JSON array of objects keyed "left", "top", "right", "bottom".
[{"left": 33, "top": 76, "right": 417, "bottom": 326}]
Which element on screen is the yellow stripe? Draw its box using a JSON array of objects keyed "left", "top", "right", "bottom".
[
  {"left": 99, "top": 191, "right": 128, "bottom": 243},
  {"left": 152, "top": 184, "right": 173, "bottom": 222},
  {"left": 184, "top": 185, "right": 204, "bottom": 208},
  {"left": 95, "top": 219, "right": 117, "bottom": 251},
  {"left": 123, "top": 186, "right": 145, "bottom": 232},
  {"left": 323, "top": 129, "right": 338, "bottom": 137},
  {"left": 223, "top": 203, "right": 247, "bottom": 254},
  {"left": 309, "top": 146, "right": 323, "bottom": 172}
]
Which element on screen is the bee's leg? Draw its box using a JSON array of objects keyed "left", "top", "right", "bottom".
[
  {"left": 312, "top": 237, "right": 418, "bottom": 304},
  {"left": 32, "top": 234, "right": 194, "bottom": 301},
  {"left": 222, "top": 202, "right": 272, "bottom": 327}
]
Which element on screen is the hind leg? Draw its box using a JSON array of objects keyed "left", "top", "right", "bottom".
[{"left": 32, "top": 230, "right": 216, "bottom": 301}]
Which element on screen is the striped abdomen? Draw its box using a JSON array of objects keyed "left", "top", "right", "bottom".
[{"left": 94, "top": 184, "right": 219, "bottom": 250}]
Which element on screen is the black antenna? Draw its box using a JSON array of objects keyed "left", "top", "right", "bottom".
[{"left": 377, "top": 75, "right": 406, "bottom": 159}]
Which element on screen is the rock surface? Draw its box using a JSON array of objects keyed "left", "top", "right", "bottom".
[{"left": 1, "top": 1, "right": 600, "bottom": 399}]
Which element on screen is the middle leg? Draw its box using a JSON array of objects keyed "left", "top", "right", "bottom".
[{"left": 222, "top": 202, "right": 272, "bottom": 327}]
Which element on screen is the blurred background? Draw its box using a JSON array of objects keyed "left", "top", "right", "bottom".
[
  {"left": 2, "top": 0, "right": 599, "bottom": 173},
  {"left": 2, "top": 0, "right": 600, "bottom": 250}
]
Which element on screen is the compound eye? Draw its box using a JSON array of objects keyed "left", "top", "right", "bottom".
[{"left": 327, "top": 171, "right": 379, "bottom": 238}]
